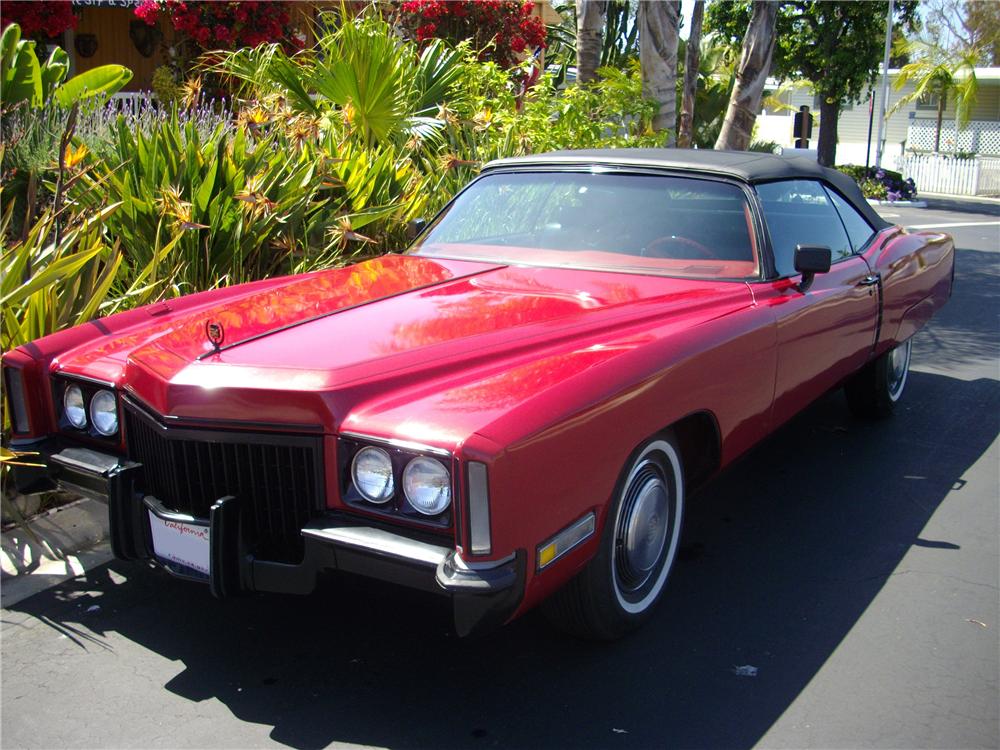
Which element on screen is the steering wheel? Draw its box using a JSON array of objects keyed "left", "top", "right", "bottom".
[{"left": 642, "top": 235, "right": 716, "bottom": 260}]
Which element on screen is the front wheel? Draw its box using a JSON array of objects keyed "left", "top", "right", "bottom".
[
  {"left": 542, "top": 435, "right": 685, "bottom": 640},
  {"left": 845, "top": 338, "right": 913, "bottom": 418}
]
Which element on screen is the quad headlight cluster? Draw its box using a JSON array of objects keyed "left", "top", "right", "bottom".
[
  {"left": 59, "top": 380, "right": 119, "bottom": 437},
  {"left": 342, "top": 438, "right": 452, "bottom": 521}
]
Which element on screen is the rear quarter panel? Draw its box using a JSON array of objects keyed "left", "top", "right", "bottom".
[{"left": 864, "top": 227, "right": 955, "bottom": 353}]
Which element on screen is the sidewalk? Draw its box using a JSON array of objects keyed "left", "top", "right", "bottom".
[
  {"left": 919, "top": 192, "right": 1000, "bottom": 216},
  {"left": 1, "top": 498, "right": 113, "bottom": 609}
]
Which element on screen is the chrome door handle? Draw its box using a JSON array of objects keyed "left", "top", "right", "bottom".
[{"left": 858, "top": 275, "right": 880, "bottom": 287}]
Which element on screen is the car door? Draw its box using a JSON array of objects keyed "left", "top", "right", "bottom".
[{"left": 753, "top": 179, "right": 879, "bottom": 426}]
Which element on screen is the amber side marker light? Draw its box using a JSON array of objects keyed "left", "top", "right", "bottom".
[{"left": 537, "top": 512, "right": 596, "bottom": 571}]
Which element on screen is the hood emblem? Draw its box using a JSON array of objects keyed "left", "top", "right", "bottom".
[{"left": 205, "top": 320, "right": 225, "bottom": 351}]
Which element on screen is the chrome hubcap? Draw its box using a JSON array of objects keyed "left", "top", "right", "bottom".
[
  {"left": 888, "top": 339, "right": 911, "bottom": 401},
  {"left": 616, "top": 462, "right": 669, "bottom": 592}
]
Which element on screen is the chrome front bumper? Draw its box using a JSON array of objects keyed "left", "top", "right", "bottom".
[{"left": 8, "top": 439, "right": 524, "bottom": 637}]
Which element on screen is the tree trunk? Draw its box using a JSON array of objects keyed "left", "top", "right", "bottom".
[
  {"left": 576, "top": 0, "right": 607, "bottom": 84},
  {"left": 714, "top": 0, "right": 778, "bottom": 151},
  {"left": 817, "top": 96, "right": 840, "bottom": 166},
  {"left": 639, "top": 0, "right": 681, "bottom": 142},
  {"left": 677, "top": 0, "right": 704, "bottom": 149}
]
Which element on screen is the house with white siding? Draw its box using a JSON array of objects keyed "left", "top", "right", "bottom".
[{"left": 756, "top": 67, "right": 1000, "bottom": 196}]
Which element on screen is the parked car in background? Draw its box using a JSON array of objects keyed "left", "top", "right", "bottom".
[{"left": 3, "top": 150, "right": 954, "bottom": 639}]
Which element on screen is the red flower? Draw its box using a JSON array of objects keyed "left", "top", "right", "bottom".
[
  {"left": 135, "top": 1, "right": 160, "bottom": 26},
  {"left": 400, "top": 0, "right": 546, "bottom": 68},
  {"left": 1, "top": 0, "right": 77, "bottom": 39},
  {"left": 133, "top": 1, "right": 298, "bottom": 53},
  {"left": 415, "top": 22, "right": 437, "bottom": 42}
]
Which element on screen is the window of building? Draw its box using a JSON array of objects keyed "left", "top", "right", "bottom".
[{"left": 916, "top": 91, "right": 946, "bottom": 111}]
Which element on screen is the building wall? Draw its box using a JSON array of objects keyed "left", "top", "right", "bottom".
[
  {"left": 757, "top": 72, "right": 1000, "bottom": 165},
  {"left": 70, "top": 6, "right": 175, "bottom": 91},
  {"left": 65, "top": 2, "right": 560, "bottom": 92}
]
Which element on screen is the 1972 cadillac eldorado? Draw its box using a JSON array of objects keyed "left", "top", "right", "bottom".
[{"left": 2, "top": 150, "right": 954, "bottom": 639}]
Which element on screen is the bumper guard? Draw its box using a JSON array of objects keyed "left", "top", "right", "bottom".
[{"left": 9, "top": 439, "right": 524, "bottom": 637}]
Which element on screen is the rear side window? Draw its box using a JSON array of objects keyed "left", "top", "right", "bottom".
[
  {"left": 757, "top": 180, "right": 853, "bottom": 276},
  {"left": 825, "top": 187, "right": 877, "bottom": 251}
]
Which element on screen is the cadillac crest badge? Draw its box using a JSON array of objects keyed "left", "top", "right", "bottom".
[{"left": 205, "top": 320, "right": 225, "bottom": 351}]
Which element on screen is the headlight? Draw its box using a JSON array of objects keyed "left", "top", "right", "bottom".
[
  {"left": 63, "top": 385, "right": 87, "bottom": 429},
  {"left": 351, "top": 446, "right": 395, "bottom": 503},
  {"left": 89, "top": 389, "right": 118, "bottom": 436},
  {"left": 403, "top": 457, "right": 451, "bottom": 515}
]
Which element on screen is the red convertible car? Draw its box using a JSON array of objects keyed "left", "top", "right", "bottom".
[{"left": 3, "top": 150, "right": 953, "bottom": 639}]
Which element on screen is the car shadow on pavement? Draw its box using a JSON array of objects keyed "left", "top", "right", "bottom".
[
  {"left": 911, "top": 248, "right": 999, "bottom": 374},
  {"left": 922, "top": 197, "right": 1000, "bottom": 217},
  {"left": 7, "top": 368, "right": 998, "bottom": 750}
]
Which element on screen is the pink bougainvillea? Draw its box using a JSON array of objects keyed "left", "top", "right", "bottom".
[
  {"left": 134, "top": 1, "right": 299, "bottom": 52},
  {"left": 398, "top": 0, "right": 546, "bottom": 69},
  {"left": 1, "top": 1, "right": 78, "bottom": 40}
]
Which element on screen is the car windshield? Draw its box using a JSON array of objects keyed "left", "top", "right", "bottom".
[{"left": 409, "top": 171, "right": 760, "bottom": 279}]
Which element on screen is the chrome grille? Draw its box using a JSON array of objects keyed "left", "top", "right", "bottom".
[{"left": 124, "top": 400, "right": 324, "bottom": 563}]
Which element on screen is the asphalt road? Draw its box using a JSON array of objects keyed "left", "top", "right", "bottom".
[{"left": 2, "top": 200, "right": 998, "bottom": 750}]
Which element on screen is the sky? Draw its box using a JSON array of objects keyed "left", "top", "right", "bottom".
[{"left": 680, "top": 0, "right": 696, "bottom": 40}]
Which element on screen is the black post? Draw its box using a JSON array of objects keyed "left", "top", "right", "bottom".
[{"left": 793, "top": 105, "right": 813, "bottom": 149}]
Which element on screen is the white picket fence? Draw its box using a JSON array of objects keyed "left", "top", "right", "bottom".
[
  {"left": 108, "top": 91, "right": 151, "bottom": 116},
  {"left": 896, "top": 153, "right": 1000, "bottom": 196}
]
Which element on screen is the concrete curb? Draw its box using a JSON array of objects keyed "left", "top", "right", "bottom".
[
  {"left": 867, "top": 198, "right": 928, "bottom": 208},
  {"left": 1, "top": 498, "right": 113, "bottom": 609},
  {"left": 919, "top": 191, "right": 1000, "bottom": 205}
]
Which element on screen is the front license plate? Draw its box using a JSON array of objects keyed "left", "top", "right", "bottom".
[{"left": 148, "top": 511, "right": 210, "bottom": 579}]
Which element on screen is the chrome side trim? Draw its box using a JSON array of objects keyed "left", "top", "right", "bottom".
[
  {"left": 537, "top": 512, "right": 596, "bottom": 571},
  {"left": 339, "top": 431, "right": 451, "bottom": 458},
  {"left": 51, "top": 371, "right": 116, "bottom": 389},
  {"left": 302, "top": 522, "right": 450, "bottom": 567},
  {"left": 452, "top": 551, "right": 515, "bottom": 571}
]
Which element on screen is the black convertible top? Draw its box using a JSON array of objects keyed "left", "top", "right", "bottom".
[{"left": 484, "top": 148, "right": 891, "bottom": 230}]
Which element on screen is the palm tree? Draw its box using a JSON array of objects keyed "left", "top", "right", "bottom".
[
  {"left": 638, "top": 0, "right": 681, "bottom": 140},
  {"left": 677, "top": 0, "right": 705, "bottom": 148},
  {"left": 714, "top": 1, "right": 777, "bottom": 151},
  {"left": 577, "top": 0, "right": 607, "bottom": 84},
  {"left": 892, "top": 48, "right": 980, "bottom": 153},
  {"left": 210, "top": 14, "right": 467, "bottom": 147}
]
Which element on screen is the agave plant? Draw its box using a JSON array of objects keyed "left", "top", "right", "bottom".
[
  {"left": 0, "top": 189, "right": 176, "bottom": 353},
  {"left": 69, "top": 108, "right": 370, "bottom": 291}
]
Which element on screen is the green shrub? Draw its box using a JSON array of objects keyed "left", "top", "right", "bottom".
[
  {"left": 151, "top": 65, "right": 181, "bottom": 107},
  {"left": 3, "top": 10, "right": 699, "bottom": 355},
  {"left": 0, "top": 190, "right": 169, "bottom": 352},
  {"left": 837, "top": 164, "right": 917, "bottom": 201}
]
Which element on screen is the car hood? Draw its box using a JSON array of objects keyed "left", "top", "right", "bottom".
[{"left": 53, "top": 254, "right": 752, "bottom": 441}]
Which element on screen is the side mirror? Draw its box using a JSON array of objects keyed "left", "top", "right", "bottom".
[
  {"left": 794, "top": 244, "right": 832, "bottom": 293},
  {"left": 406, "top": 218, "right": 427, "bottom": 242}
]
